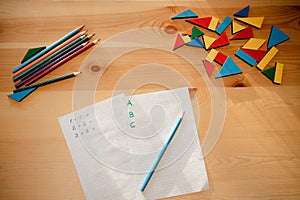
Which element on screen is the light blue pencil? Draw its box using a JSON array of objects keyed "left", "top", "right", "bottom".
[
  {"left": 12, "top": 25, "right": 85, "bottom": 73},
  {"left": 140, "top": 112, "right": 185, "bottom": 192}
]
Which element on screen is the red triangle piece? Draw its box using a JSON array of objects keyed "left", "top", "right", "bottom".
[
  {"left": 209, "top": 32, "right": 229, "bottom": 49},
  {"left": 202, "top": 60, "right": 215, "bottom": 77},
  {"left": 173, "top": 33, "right": 185, "bottom": 50},
  {"left": 240, "top": 49, "right": 267, "bottom": 62},
  {"left": 230, "top": 26, "right": 254, "bottom": 40},
  {"left": 214, "top": 51, "right": 228, "bottom": 65},
  {"left": 186, "top": 17, "right": 212, "bottom": 29},
  {"left": 259, "top": 42, "right": 268, "bottom": 51}
]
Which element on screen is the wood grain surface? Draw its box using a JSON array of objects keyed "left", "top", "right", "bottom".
[{"left": 0, "top": 0, "right": 300, "bottom": 199}]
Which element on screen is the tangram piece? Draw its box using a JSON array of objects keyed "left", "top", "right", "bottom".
[
  {"left": 216, "top": 57, "right": 242, "bottom": 78},
  {"left": 208, "top": 16, "right": 219, "bottom": 31},
  {"left": 235, "top": 48, "right": 256, "bottom": 67},
  {"left": 235, "top": 17, "right": 264, "bottom": 29},
  {"left": 182, "top": 27, "right": 193, "bottom": 36},
  {"left": 186, "top": 37, "right": 204, "bottom": 48},
  {"left": 234, "top": 5, "right": 250, "bottom": 17},
  {"left": 274, "top": 62, "right": 284, "bottom": 84},
  {"left": 209, "top": 32, "right": 229, "bottom": 49},
  {"left": 256, "top": 46, "right": 278, "bottom": 70},
  {"left": 202, "top": 60, "right": 215, "bottom": 77},
  {"left": 21, "top": 46, "right": 46, "bottom": 63},
  {"left": 191, "top": 26, "right": 204, "bottom": 39},
  {"left": 267, "top": 25, "right": 290, "bottom": 49},
  {"left": 216, "top": 16, "right": 232, "bottom": 35},
  {"left": 242, "top": 38, "right": 266, "bottom": 50},
  {"left": 173, "top": 33, "right": 185, "bottom": 50},
  {"left": 231, "top": 26, "right": 254, "bottom": 40},
  {"left": 206, "top": 49, "right": 219, "bottom": 62},
  {"left": 214, "top": 51, "right": 228, "bottom": 65},
  {"left": 203, "top": 35, "right": 216, "bottom": 50},
  {"left": 259, "top": 42, "right": 268, "bottom": 51},
  {"left": 232, "top": 21, "right": 246, "bottom": 34},
  {"left": 8, "top": 87, "right": 37, "bottom": 102},
  {"left": 182, "top": 35, "right": 192, "bottom": 43},
  {"left": 240, "top": 49, "right": 267, "bottom": 62},
  {"left": 186, "top": 17, "right": 212, "bottom": 29},
  {"left": 171, "top": 9, "right": 198, "bottom": 19},
  {"left": 262, "top": 66, "right": 276, "bottom": 81}
]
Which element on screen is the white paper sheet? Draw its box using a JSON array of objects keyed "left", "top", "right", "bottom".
[{"left": 58, "top": 88, "right": 209, "bottom": 200}]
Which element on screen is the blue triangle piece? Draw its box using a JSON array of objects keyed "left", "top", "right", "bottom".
[
  {"left": 171, "top": 9, "right": 198, "bottom": 19},
  {"left": 8, "top": 87, "right": 37, "bottom": 102},
  {"left": 216, "top": 57, "right": 242, "bottom": 78},
  {"left": 267, "top": 25, "right": 290, "bottom": 48},
  {"left": 186, "top": 37, "right": 204, "bottom": 48},
  {"left": 234, "top": 5, "right": 250, "bottom": 17}
]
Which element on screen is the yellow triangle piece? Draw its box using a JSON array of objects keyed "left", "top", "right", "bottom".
[
  {"left": 182, "top": 35, "right": 191, "bottom": 43},
  {"left": 257, "top": 46, "right": 279, "bottom": 71},
  {"left": 208, "top": 16, "right": 219, "bottom": 31},
  {"left": 235, "top": 17, "right": 264, "bottom": 29},
  {"left": 274, "top": 63, "right": 284, "bottom": 84},
  {"left": 242, "top": 38, "right": 266, "bottom": 50},
  {"left": 232, "top": 21, "right": 246, "bottom": 34},
  {"left": 203, "top": 35, "right": 216, "bottom": 50},
  {"left": 182, "top": 27, "right": 193, "bottom": 36},
  {"left": 206, "top": 49, "right": 219, "bottom": 62}
]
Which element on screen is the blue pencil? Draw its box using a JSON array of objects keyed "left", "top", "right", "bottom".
[
  {"left": 140, "top": 112, "right": 185, "bottom": 192},
  {"left": 12, "top": 25, "right": 85, "bottom": 73}
]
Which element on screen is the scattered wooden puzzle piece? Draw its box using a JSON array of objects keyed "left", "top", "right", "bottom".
[
  {"left": 186, "top": 17, "right": 212, "bottom": 30},
  {"left": 259, "top": 42, "right": 268, "bottom": 51},
  {"left": 274, "top": 62, "right": 284, "bottom": 84},
  {"left": 235, "top": 48, "right": 256, "bottom": 66},
  {"left": 171, "top": 9, "right": 198, "bottom": 19},
  {"left": 208, "top": 16, "right": 219, "bottom": 31},
  {"left": 209, "top": 32, "right": 229, "bottom": 49},
  {"left": 231, "top": 21, "right": 246, "bottom": 34},
  {"left": 231, "top": 26, "right": 254, "bottom": 40},
  {"left": 216, "top": 56, "right": 242, "bottom": 78},
  {"left": 8, "top": 87, "right": 37, "bottom": 102},
  {"left": 267, "top": 25, "right": 290, "bottom": 48},
  {"left": 191, "top": 26, "right": 204, "bottom": 39},
  {"left": 206, "top": 49, "right": 219, "bottom": 62},
  {"left": 182, "top": 27, "right": 193, "bottom": 36},
  {"left": 235, "top": 17, "right": 264, "bottom": 29},
  {"left": 21, "top": 46, "right": 46, "bottom": 63},
  {"left": 262, "top": 65, "right": 276, "bottom": 81},
  {"left": 173, "top": 33, "right": 186, "bottom": 50},
  {"left": 240, "top": 49, "right": 267, "bottom": 62},
  {"left": 186, "top": 37, "right": 205, "bottom": 48},
  {"left": 182, "top": 35, "right": 192, "bottom": 43},
  {"left": 216, "top": 16, "right": 232, "bottom": 35},
  {"left": 256, "top": 46, "right": 279, "bottom": 70},
  {"left": 242, "top": 38, "right": 266, "bottom": 50},
  {"left": 234, "top": 5, "right": 250, "bottom": 17},
  {"left": 214, "top": 51, "right": 228, "bottom": 65},
  {"left": 203, "top": 35, "right": 216, "bottom": 50},
  {"left": 202, "top": 60, "right": 215, "bottom": 77}
]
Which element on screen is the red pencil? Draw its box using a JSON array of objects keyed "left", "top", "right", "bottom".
[{"left": 23, "top": 39, "right": 100, "bottom": 86}]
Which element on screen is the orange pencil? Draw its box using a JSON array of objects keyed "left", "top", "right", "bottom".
[{"left": 12, "top": 30, "right": 86, "bottom": 77}]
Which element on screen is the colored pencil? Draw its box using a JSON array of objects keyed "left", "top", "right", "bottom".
[
  {"left": 12, "top": 25, "right": 85, "bottom": 73},
  {"left": 12, "top": 30, "right": 86, "bottom": 78},
  {"left": 22, "top": 39, "right": 100, "bottom": 87},
  {"left": 13, "top": 72, "right": 81, "bottom": 93},
  {"left": 139, "top": 112, "right": 185, "bottom": 192},
  {"left": 13, "top": 33, "right": 94, "bottom": 82}
]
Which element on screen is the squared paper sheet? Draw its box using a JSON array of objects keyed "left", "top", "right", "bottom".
[{"left": 58, "top": 88, "right": 209, "bottom": 200}]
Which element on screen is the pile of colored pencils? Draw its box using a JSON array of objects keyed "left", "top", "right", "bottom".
[{"left": 8, "top": 25, "right": 100, "bottom": 102}]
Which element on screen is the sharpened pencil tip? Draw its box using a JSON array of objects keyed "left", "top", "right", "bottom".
[
  {"left": 78, "top": 25, "right": 86, "bottom": 30},
  {"left": 74, "top": 72, "right": 81, "bottom": 76},
  {"left": 181, "top": 111, "right": 186, "bottom": 119},
  {"left": 87, "top": 33, "right": 95, "bottom": 39}
]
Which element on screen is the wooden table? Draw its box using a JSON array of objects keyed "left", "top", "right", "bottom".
[{"left": 1, "top": 1, "right": 299, "bottom": 199}]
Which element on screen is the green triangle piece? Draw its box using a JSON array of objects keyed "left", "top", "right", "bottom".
[
  {"left": 8, "top": 87, "right": 37, "bottom": 102},
  {"left": 262, "top": 66, "right": 276, "bottom": 81},
  {"left": 191, "top": 26, "right": 204, "bottom": 39},
  {"left": 21, "top": 46, "right": 46, "bottom": 63}
]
